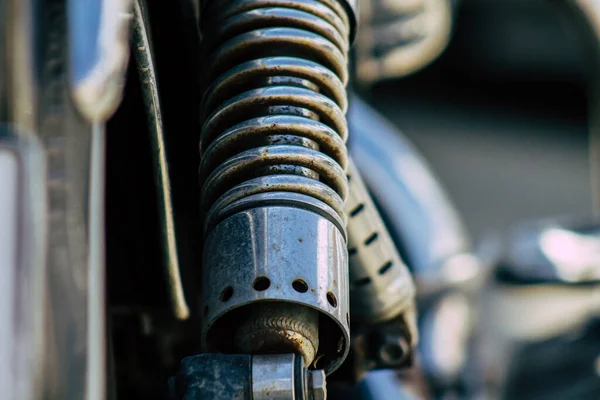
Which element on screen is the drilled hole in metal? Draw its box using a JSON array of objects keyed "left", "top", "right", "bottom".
[
  {"left": 253, "top": 276, "right": 271, "bottom": 291},
  {"left": 220, "top": 286, "right": 233, "bottom": 302},
  {"left": 364, "top": 232, "right": 378, "bottom": 246},
  {"left": 327, "top": 291, "right": 338, "bottom": 308},
  {"left": 292, "top": 279, "right": 309, "bottom": 293},
  {"left": 348, "top": 247, "right": 357, "bottom": 256},
  {"left": 378, "top": 261, "right": 393, "bottom": 275},
  {"left": 354, "top": 277, "right": 371, "bottom": 286},
  {"left": 350, "top": 203, "right": 364, "bottom": 217}
]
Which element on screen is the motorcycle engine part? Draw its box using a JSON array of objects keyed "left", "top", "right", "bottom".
[
  {"left": 346, "top": 159, "right": 416, "bottom": 324},
  {"left": 199, "top": 0, "right": 354, "bottom": 373},
  {"left": 170, "top": 353, "right": 327, "bottom": 400}
]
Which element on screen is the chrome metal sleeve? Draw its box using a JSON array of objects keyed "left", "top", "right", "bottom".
[
  {"left": 346, "top": 159, "right": 416, "bottom": 325},
  {"left": 202, "top": 200, "right": 350, "bottom": 373},
  {"left": 252, "top": 353, "right": 328, "bottom": 400},
  {"left": 252, "top": 354, "right": 299, "bottom": 400},
  {"left": 171, "top": 353, "right": 327, "bottom": 399}
]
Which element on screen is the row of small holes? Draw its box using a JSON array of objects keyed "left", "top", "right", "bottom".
[
  {"left": 327, "top": 292, "right": 338, "bottom": 308},
  {"left": 346, "top": 172, "right": 391, "bottom": 284},
  {"left": 354, "top": 276, "right": 371, "bottom": 286},
  {"left": 348, "top": 231, "right": 379, "bottom": 258},
  {"left": 220, "top": 286, "right": 233, "bottom": 301},
  {"left": 292, "top": 279, "right": 308, "bottom": 293},
  {"left": 253, "top": 276, "right": 270, "bottom": 291},
  {"left": 364, "top": 232, "right": 378, "bottom": 246},
  {"left": 219, "top": 277, "right": 338, "bottom": 308}
]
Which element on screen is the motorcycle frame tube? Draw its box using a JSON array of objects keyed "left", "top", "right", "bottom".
[{"left": 0, "top": 129, "right": 48, "bottom": 400}]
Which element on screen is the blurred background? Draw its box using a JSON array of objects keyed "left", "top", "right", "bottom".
[
  {"left": 361, "top": 0, "right": 590, "bottom": 239},
  {"left": 353, "top": 1, "right": 600, "bottom": 399}
]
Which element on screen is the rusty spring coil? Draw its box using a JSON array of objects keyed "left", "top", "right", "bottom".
[{"left": 199, "top": 0, "right": 351, "bottom": 231}]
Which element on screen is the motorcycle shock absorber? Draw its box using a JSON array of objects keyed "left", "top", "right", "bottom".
[{"left": 199, "top": 0, "right": 357, "bottom": 374}]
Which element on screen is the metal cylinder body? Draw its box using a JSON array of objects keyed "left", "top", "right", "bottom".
[
  {"left": 202, "top": 202, "right": 350, "bottom": 372},
  {"left": 199, "top": 0, "right": 354, "bottom": 372}
]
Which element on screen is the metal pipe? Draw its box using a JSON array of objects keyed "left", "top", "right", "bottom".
[
  {"left": 132, "top": 0, "right": 190, "bottom": 321},
  {"left": 87, "top": 123, "right": 107, "bottom": 400}
]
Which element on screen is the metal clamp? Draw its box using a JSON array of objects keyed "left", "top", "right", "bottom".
[{"left": 252, "top": 354, "right": 327, "bottom": 400}]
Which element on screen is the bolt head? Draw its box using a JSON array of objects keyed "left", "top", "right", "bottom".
[
  {"left": 310, "top": 370, "right": 327, "bottom": 400},
  {"left": 377, "top": 335, "right": 409, "bottom": 366}
]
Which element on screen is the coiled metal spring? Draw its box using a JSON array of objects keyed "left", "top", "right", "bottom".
[{"left": 199, "top": 0, "right": 351, "bottom": 231}]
